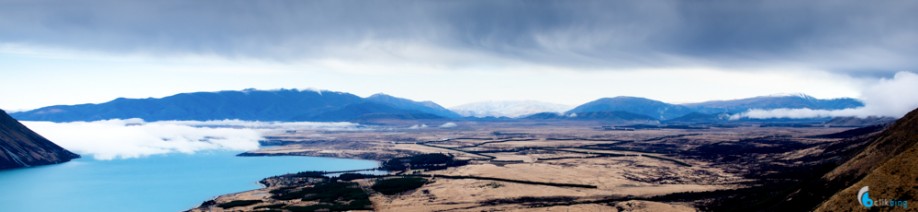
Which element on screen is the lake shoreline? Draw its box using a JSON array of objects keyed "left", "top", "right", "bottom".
[
  {"left": 183, "top": 151, "right": 389, "bottom": 210},
  {"left": 0, "top": 151, "right": 380, "bottom": 212}
]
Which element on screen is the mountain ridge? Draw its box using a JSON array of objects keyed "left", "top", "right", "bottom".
[
  {"left": 366, "top": 93, "right": 461, "bottom": 119},
  {"left": 12, "top": 89, "right": 454, "bottom": 122},
  {"left": 684, "top": 94, "right": 864, "bottom": 114},
  {"left": 11, "top": 89, "right": 875, "bottom": 123},
  {"left": 566, "top": 96, "right": 695, "bottom": 120}
]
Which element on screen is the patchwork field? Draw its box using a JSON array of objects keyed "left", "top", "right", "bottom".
[{"left": 192, "top": 121, "right": 870, "bottom": 211}]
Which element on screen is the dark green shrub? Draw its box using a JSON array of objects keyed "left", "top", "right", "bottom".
[
  {"left": 269, "top": 181, "right": 373, "bottom": 211},
  {"left": 300, "top": 182, "right": 368, "bottom": 203},
  {"left": 253, "top": 203, "right": 285, "bottom": 210},
  {"left": 216, "top": 200, "right": 263, "bottom": 209},
  {"left": 337, "top": 173, "right": 377, "bottom": 181},
  {"left": 381, "top": 153, "right": 468, "bottom": 171},
  {"left": 270, "top": 187, "right": 310, "bottom": 200},
  {"left": 371, "top": 177, "right": 428, "bottom": 195},
  {"left": 288, "top": 171, "right": 328, "bottom": 178}
]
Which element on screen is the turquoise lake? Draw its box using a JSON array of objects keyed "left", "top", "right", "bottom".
[{"left": 0, "top": 152, "right": 380, "bottom": 212}]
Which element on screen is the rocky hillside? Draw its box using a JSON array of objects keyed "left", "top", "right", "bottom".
[
  {"left": 757, "top": 107, "right": 918, "bottom": 211},
  {"left": 697, "top": 107, "right": 916, "bottom": 211},
  {"left": 0, "top": 109, "right": 79, "bottom": 170},
  {"left": 815, "top": 107, "right": 918, "bottom": 211}
]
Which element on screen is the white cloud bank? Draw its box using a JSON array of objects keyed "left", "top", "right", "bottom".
[
  {"left": 439, "top": 122, "right": 458, "bottom": 128},
  {"left": 21, "top": 119, "right": 360, "bottom": 160},
  {"left": 733, "top": 71, "right": 918, "bottom": 119}
]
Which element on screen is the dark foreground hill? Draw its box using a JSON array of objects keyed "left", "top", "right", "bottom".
[
  {"left": 759, "top": 107, "right": 918, "bottom": 211},
  {"left": 12, "top": 89, "right": 453, "bottom": 122},
  {"left": 700, "top": 107, "right": 918, "bottom": 211},
  {"left": 813, "top": 107, "right": 918, "bottom": 211},
  {"left": 0, "top": 109, "right": 79, "bottom": 170}
]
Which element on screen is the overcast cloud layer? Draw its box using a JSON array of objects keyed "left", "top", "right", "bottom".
[
  {"left": 2, "top": 1, "right": 917, "bottom": 117},
  {"left": 2, "top": 0, "right": 918, "bottom": 73}
]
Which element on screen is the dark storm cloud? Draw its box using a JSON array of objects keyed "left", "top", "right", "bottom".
[{"left": 1, "top": 0, "right": 916, "bottom": 73}]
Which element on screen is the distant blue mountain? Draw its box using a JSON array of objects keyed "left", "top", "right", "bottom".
[
  {"left": 521, "top": 112, "right": 565, "bottom": 119},
  {"left": 561, "top": 94, "right": 865, "bottom": 122},
  {"left": 523, "top": 111, "right": 656, "bottom": 121},
  {"left": 365, "top": 94, "right": 462, "bottom": 118},
  {"left": 13, "top": 90, "right": 869, "bottom": 123},
  {"left": 684, "top": 94, "right": 864, "bottom": 114},
  {"left": 294, "top": 101, "right": 446, "bottom": 122},
  {"left": 566, "top": 96, "right": 695, "bottom": 120},
  {"left": 663, "top": 112, "right": 730, "bottom": 124},
  {"left": 11, "top": 89, "right": 453, "bottom": 122}
]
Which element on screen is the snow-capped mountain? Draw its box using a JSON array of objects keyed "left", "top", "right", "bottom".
[{"left": 450, "top": 101, "right": 573, "bottom": 118}]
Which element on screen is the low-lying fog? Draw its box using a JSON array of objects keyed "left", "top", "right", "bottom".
[{"left": 22, "top": 119, "right": 360, "bottom": 160}]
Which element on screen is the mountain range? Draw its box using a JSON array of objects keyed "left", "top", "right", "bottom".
[
  {"left": 11, "top": 89, "right": 868, "bottom": 123},
  {"left": 565, "top": 96, "right": 696, "bottom": 120},
  {"left": 12, "top": 89, "right": 456, "bottom": 122},
  {"left": 684, "top": 93, "right": 865, "bottom": 114}
]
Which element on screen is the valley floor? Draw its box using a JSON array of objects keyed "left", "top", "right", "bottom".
[{"left": 190, "top": 121, "right": 862, "bottom": 212}]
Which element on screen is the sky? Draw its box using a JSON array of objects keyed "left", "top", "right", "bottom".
[{"left": 2, "top": 0, "right": 918, "bottom": 115}]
